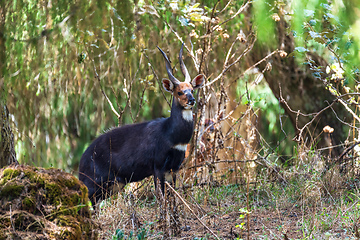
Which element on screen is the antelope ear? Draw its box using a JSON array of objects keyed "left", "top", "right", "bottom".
[
  {"left": 162, "top": 78, "right": 174, "bottom": 92},
  {"left": 191, "top": 74, "right": 205, "bottom": 89}
]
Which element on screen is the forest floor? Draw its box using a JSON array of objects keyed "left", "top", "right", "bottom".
[{"left": 94, "top": 176, "right": 360, "bottom": 239}]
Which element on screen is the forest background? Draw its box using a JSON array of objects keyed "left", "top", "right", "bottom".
[{"left": 2, "top": 0, "right": 360, "bottom": 238}]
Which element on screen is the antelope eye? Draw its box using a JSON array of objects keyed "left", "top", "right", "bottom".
[{"left": 178, "top": 92, "right": 184, "bottom": 96}]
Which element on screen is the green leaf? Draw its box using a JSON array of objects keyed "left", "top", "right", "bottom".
[
  {"left": 294, "top": 46, "right": 309, "bottom": 53},
  {"left": 190, "top": 3, "right": 200, "bottom": 9}
]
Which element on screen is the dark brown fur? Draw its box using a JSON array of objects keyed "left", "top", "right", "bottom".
[{"left": 79, "top": 45, "right": 205, "bottom": 205}]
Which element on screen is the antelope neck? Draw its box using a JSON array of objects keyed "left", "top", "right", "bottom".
[
  {"left": 170, "top": 100, "right": 193, "bottom": 122},
  {"left": 167, "top": 99, "right": 194, "bottom": 145},
  {"left": 182, "top": 109, "right": 193, "bottom": 122}
]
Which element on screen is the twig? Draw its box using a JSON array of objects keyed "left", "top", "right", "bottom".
[
  {"left": 150, "top": 0, "right": 200, "bottom": 72},
  {"left": 305, "top": 24, "right": 360, "bottom": 124},
  {"left": 143, "top": 51, "right": 171, "bottom": 107},
  {"left": 218, "top": 0, "right": 233, "bottom": 15},
  {"left": 185, "top": 158, "right": 260, "bottom": 170},
  {"left": 328, "top": 102, "right": 360, "bottom": 130},
  {"left": 337, "top": 97, "right": 360, "bottom": 123},
  {"left": 336, "top": 141, "right": 360, "bottom": 164},
  {"left": 10, "top": 205, "right": 15, "bottom": 232},
  {"left": 85, "top": 46, "right": 120, "bottom": 119},
  {"left": 200, "top": 1, "right": 251, "bottom": 39},
  {"left": 130, "top": 52, "right": 146, "bottom": 122},
  {"left": 207, "top": 45, "right": 276, "bottom": 88},
  {"left": 279, "top": 86, "right": 337, "bottom": 142},
  {"left": 246, "top": 165, "right": 250, "bottom": 240},
  {"left": 165, "top": 182, "right": 221, "bottom": 240},
  {"left": 217, "top": 1, "right": 251, "bottom": 28},
  {"left": 134, "top": 84, "right": 149, "bottom": 122}
]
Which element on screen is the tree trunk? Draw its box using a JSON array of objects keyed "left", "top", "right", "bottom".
[
  {"left": 0, "top": 1, "right": 18, "bottom": 168},
  {"left": 252, "top": 20, "right": 350, "bottom": 156},
  {"left": 0, "top": 103, "right": 18, "bottom": 168}
]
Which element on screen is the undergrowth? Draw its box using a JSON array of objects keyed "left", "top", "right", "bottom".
[{"left": 94, "top": 147, "right": 360, "bottom": 239}]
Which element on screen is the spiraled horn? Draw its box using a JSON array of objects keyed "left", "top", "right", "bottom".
[
  {"left": 157, "top": 46, "right": 181, "bottom": 85},
  {"left": 179, "top": 43, "right": 191, "bottom": 83}
]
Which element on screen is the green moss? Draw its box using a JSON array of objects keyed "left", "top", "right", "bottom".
[
  {"left": 45, "top": 182, "right": 62, "bottom": 203},
  {"left": 0, "top": 169, "right": 20, "bottom": 185},
  {"left": 22, "top": 197, "right": 35, "bottom": 211},
  {"left": 58, "top": 215, "right": 82, "bottom": 240},
  {"left": 80, "top": 185, "right": 89, "bottom": 199},
  {"left": 63, "top": 176, "right": 78, "bottom": 189},
  {"left": 23, "top": 169, "right": 45, "bottom": 185},
  {"left": 0, "top": 183, "right": 24, "bottom": 200},
  {"left": 70, "top": 193, "right": 82, "bottom": 205},
  {"left": 0, "top": 166, "right": 96, "bottom": 239}
]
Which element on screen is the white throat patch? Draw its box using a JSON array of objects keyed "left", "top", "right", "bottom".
[
  {"left": 173, "top": 144, "right": 188, "bottom": 152},
  {"left": 182, "top": 110, "right": 193, "bottom": 122}
]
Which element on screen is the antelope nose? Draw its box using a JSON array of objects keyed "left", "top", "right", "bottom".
[{"left": 188, "top": 97, "right": 195, "bottom": 105}]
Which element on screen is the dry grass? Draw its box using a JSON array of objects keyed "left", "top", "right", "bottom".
[{"left": 94, "top": 147, "right": 360, "bottom": 239}]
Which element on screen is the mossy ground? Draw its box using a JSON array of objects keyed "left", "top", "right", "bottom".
[{"left": 0, "top": 165, "right": 97, "bottom": 240}]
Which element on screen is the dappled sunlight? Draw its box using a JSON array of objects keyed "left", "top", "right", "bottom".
[{"left": 2, "top": 0, "right": 360, "bottom": 238}]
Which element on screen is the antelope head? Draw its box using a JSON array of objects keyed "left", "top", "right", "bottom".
[{"left": 157, "top": 44, "right": 205, "bottom": 110}]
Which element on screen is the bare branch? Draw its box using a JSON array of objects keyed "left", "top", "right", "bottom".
[
  {"left": 279, "top": 89, "right": 337, "bottom": 142},
  {"left": 165, "top": 182, "right": 221, "bottom": 240},
  {"left": 207, "top": 41, "right": 277, "bottom": 87},
  {"left": 85, "top": 46, "right": 121, "bottom": 119},
  {"left": 143, "top": 51, "right": 171, "bottom": 108},
  {"left": 217, "top": 1, "right": 251, "bottom": 28}
]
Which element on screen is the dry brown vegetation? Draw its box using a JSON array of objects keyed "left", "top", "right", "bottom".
[{"left": 94, "top": 144, "right": 360, "bottom": 239}]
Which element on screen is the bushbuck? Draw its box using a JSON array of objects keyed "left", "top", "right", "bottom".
[{"left": 79, "top": 45, "right": 205, "bottom": 204}]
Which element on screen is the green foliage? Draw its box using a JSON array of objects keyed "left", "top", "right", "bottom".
[
  {"left": 2, "top": 0, "right": 260, "bottom": 171},
  {"left": 252, "top": 0, "right": 276, "bottom": 45},
  {"left": 235, "top": 207, "right": 251, "bottom": 235},
  {"left": 3, "top": 0, "right": 164, "bottom": 170},
  {"left": 113, "top": 229, "right": 126, "bottom": 240},
  {"left": 112, "top": 222, "right": 152, "bottom": 240},
  {"left": 3, "top": 0, "right": 360, "bottom": 173},
  {"left": 239, "top": 76, "right": 296, "bottom": 156},
  {"left": 254, "top": 0, "right": 360, "bottom": 98}
]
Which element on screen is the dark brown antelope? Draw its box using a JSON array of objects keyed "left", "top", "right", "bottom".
[{"left": 79, "top": 44, "right": 205, "bottom": 205}]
